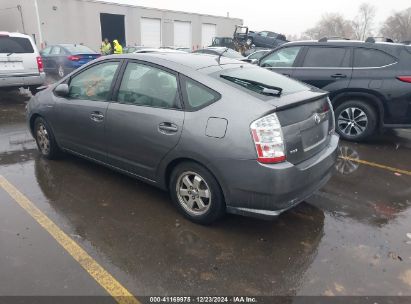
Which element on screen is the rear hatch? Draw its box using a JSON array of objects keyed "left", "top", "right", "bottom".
[
  {"left": 269, "top": 91, "right": 334, "bottom": 164},
  {"left": 0, "top": 35, "right": 38, "bottom": 77},
  {"left": 215, "top": 65, "right": 334, "bottom": 164}
]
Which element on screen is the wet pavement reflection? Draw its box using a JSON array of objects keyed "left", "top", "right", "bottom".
[{"left": 0, "top": 90, "right": 410, "bottom": 297}]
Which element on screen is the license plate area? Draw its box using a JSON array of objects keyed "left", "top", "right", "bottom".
[
  {"left": 0, "top": 61, "right": 24, "bottom": 71},
  {"left": 301, "top": 120, "right": 328, "bottom": 151}
]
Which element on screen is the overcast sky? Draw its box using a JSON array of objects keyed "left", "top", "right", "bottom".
[{"left": 105, "top": 0, "right": 410, "bottom": 36}]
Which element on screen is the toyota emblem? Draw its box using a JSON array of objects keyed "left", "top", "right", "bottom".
[{"left": 313, "top": 113, "right": 321, "bottom": 124}]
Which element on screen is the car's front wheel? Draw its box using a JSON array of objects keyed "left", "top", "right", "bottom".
[
  {"left": 169, "top": 162, "right": 225, "bottom": 224},
  {"left": 334, "top": 100, "right": 377, "bottom": 141},
  {"left": 34, "top": 117, "right": 60, "bottom": 159}
]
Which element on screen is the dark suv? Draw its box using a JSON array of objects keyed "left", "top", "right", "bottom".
[{"left": 258, "top": 39, "right": 411, "bottom": 141}]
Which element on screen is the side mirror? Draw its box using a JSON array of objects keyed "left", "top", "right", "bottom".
[{"left": 54, "top": 83, "right": 69, "bottom": 97}]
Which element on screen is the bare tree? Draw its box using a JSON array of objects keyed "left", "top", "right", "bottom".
[
  {"left": 304, "top": 13, "right": 354, "bottom": 40},
  {"left": 380, "top": 7, "right": 411, "bottom": 42},
  {"left": 352, "top": 3, "right": 376, "bottom": 40}
]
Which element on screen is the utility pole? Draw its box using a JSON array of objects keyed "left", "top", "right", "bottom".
[
  {"left": 34, "top": 0, "right": 43, "bottom": 48},
  {"left": 17, "top": 5, "right": 26, "bottom": 34}
]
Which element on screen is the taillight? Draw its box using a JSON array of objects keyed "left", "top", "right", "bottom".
[
  {"left": 68, "top": 55, "right": 81, "bottom": 61},
  {"left": 250, "top": 113, "right": 286, "bottom": 164},
  {"left": 397, "top": 76, "right": 411, "bottom": 83},
  {"left": 36, "top": 56, "right": 44, "bottom": 73}
]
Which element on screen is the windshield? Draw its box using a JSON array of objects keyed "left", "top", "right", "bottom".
[
  {"left": 62, "top": 44, "right": 96, "bottom": 54},
  {"left": 219, "top": 66, "right": 308, "bottom": 96}
]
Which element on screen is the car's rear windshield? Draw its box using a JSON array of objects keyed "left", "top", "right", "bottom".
[
  {"left": 218, "top": 66, "right": 308, "bottom": 96},
  {"left": 62, "top": 44, "right": 95, "bottom": 54},
  {"left": 0, "top": 36, "right": 34, "bottom": 53}
]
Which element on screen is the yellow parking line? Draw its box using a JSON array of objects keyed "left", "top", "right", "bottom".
[
  {"left": 0, "top": 175, "right": 140, "bottom": 304},
  {"left": 339, "top": 157, "right": 411, "bottom": 176}
]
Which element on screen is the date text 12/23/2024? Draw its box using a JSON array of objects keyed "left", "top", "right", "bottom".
[{"left": 149, "top": 297, "right": 257, "bottom": 303}]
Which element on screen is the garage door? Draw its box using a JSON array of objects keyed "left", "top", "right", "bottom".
[
  {"left": 141, "top": 18, "right": 161, "bottom": 47},
  {"left": 201, "top": 23, "right": 216, "bottom": 48},
  {"left": 174, "top": 21, "right": 191, "bottom": 48}
]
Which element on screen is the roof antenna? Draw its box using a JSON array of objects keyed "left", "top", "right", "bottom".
[{"left": 216, "top": 47, "right": 229, "bottom": 65}]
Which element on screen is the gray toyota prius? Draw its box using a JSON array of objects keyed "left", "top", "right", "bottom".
[{"left": 27, "top": 53, "right": 339, "bottom": 224}]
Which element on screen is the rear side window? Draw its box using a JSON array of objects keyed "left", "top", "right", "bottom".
[
  {"left": 354, "top": 48, "right": 396, "bottom": 67},
  {"left": 260, "top": 46, "right": 301, "bottom": 68},
  {"left": 302, "top": 47, "right": 349, "bottom": 67},
  {"left": 181, "top": 76, "right": 220, "bottom": 110},
  {"left": 302, "top": 47, "right": 350, "bottom": 68},
  {"left": 0, "top": 37, "right": 34, "bottom": 53}
]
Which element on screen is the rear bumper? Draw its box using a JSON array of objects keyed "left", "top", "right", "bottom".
[
  {"left": 0, "top": 72, "right": 46, "bottom": 88},
  {"left": 219, "top": 134, "right": 339, "bottom": 218}
]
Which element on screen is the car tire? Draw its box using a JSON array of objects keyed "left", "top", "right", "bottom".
[
  {"left": 34, "top": 117, "right": 61, "bottom": 160},
  {"left": 169, "top": 162, "right": 225, "bottom": 224},
  {"left": 57, "top": 64, "right": 65, "bottom": 78},
  {"left": 334, "top": 100, "right": 377, "bottom": 141}
]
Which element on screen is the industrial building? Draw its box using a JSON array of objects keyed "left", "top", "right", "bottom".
[{"left": 0, "top": 0, "right": 242, "bottom": 50}]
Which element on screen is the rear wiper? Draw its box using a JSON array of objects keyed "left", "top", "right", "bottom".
[{"left": 220, "top": 75, "right": 283, "bottom": 96}]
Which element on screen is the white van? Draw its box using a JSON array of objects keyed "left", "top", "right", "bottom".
[{"left": 0, "top": 32, "right": 46, "bottom": 95}]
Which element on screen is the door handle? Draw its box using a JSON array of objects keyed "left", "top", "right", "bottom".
[
  {"left": 158, "top": 122, "right": 178, "bottom": 134},
  {"left": 282, "top": 73, "right": 291, "bottom": 77},
  {"left": 331, "top": 73, "right": 347, "bottom": 79},
  {"left": 90, "top": 111, "right": 104, "bottom": 122}
]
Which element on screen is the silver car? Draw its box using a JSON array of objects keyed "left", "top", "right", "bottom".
[
  {"left": 0, "top": 32, "right": 46, "bottom": 95},
  {"left": 27, "top": 53, "right": 339, "bottom": 224}
]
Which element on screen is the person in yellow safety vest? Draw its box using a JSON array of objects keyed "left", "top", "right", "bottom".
[
  {"left": 100, "top": 38, "right": 112, "bottom": 55},
  {"left": 113, "top": 40, "right": 123, "bottom": 54}
]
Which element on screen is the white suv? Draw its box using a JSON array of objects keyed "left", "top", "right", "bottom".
[{"left": 0, "top": 32, "right": 46, "bottom": 95}]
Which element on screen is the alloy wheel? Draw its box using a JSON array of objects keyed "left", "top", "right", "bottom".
[
  {"left": 36, "top": 123, "right": 50, "bottom": 155},
  {"left": 337, "top": 107, "right": 368, "bottom": 137},
  {"left": 176, "top": 171, "right": 211, "bottom": 216},
  {"left": 335, "top": 145, "right": 360, "bottom": 175}
]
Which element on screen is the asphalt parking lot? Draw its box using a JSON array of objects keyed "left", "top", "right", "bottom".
[{"left": 0, "top": 88, "right": 410, "bottom": 302}]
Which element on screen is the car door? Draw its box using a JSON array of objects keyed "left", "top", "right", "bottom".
[
  {"left": 292, "top": 46, "right": 353, "bottom": 90},
  {"left": 48, "top": 46, "right": 64, "bottom": 71},
  {"left": 52, "top": 60, "right": 122, "bottom": 161},
  {"left": 105, "top": 60, "right": 184, "bottom": 180},
  {"left": 254, "top": 31, "right": 268, "bottom": 47},
  {"left": 40, "top": 46, "right": 52, "bottom": 72},
  {"left": 259, "top": 46, "right": 303, "bottom": 78}
]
